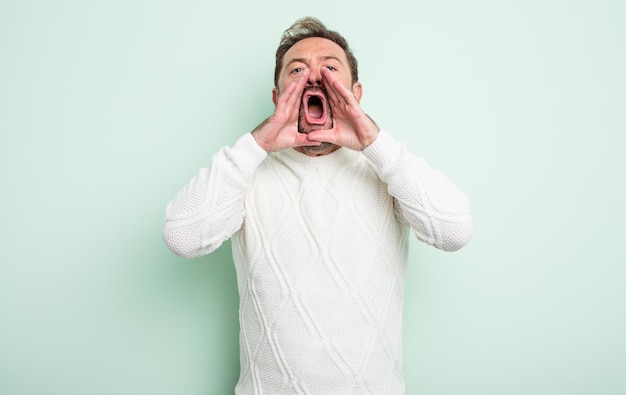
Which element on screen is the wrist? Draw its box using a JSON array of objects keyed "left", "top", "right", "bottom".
[
  {"left": 251, "top": 119, "right": 274, "bottom": 153},
  {"left": 250, "top": 131, "right": 269, "bottom": 152},
  {"left": 362, "top": 130, "right": 402, "bottom": 169},
  {"left": 360, "top": 126, "right": 380, "bottom": 150}
]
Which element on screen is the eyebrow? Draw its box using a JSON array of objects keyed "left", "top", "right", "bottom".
[{"left": 285, "top": 55, "right": 344, "bottom": 68}]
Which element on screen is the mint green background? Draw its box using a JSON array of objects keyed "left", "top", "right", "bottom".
[{"left": 1, "top": 1, "right": 624, "bottom": 394}]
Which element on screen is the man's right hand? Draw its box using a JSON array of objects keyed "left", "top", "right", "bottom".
[{"left": 251, "top": 69, "right": 321, "bottom": 153}]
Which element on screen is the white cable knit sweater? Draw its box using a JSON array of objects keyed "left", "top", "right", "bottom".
[{"left": 163, "top": 130, "right": 472, "bottom": 394}]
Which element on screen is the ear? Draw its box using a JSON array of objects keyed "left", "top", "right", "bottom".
[
  {"left": 272, "top": 88, "right": 278, "bottom": 106},
  {"left": 352, "top": 82, "right": 363, "bottom": 103}
]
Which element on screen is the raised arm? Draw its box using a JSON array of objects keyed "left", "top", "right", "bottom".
[
  {"left": 307, "top": 68, "right": 472, "bottom": 251},
  {"left": 163, "top": 135, "right": 267, "bottom": 258},
  {"left": 164, "top": 70, "right": 323, "bottom": 257},
  {"left": 363, "top": 131, "right": 473, "bottom": 251}
]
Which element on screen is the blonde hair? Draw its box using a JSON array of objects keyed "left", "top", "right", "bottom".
[{"left": 274, "top": 17, "right": 359, "bottom": 86}]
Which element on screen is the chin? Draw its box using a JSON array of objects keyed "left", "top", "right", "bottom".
[
  {"left": 296, "top": 142, "right": 340, "bottom": 157},
  {"left": 296, "top": 116, "right": 338, "bottom": 156}
]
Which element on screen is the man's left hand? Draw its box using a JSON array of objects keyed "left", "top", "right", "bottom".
[{"left": 305, "top": 68, "right": 380, "bottom": 151}]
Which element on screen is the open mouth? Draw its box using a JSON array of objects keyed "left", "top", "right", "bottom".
[{"left": 302, "top": 88, "right": 329, "bottom": 125}]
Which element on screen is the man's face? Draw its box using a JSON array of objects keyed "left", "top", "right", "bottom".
[{"left": 273, "top": 37, "right": 358, "bottom": 155}]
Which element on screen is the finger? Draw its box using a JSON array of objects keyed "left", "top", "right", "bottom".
[
  {"left": 305, "top": 128, "right": 337, "bottom": 145},
  {"left": 321, "top": 69, "right": 357, "bottom": 106},
  {"left": 277, "top": 69, "right": 310, "bottom": 109},
  {"left": 293, "top": 132, "right": 323, "bottom": 147},
  {"left": 287, "top": 69, "right": 310, "bottom": 107},
  {"left": 321, "top": 69, "right": 343, "bottom": 107}
]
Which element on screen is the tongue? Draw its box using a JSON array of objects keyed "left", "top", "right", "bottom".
[{"left": 309, "top": 104, "right": 323, "bottom": 119}]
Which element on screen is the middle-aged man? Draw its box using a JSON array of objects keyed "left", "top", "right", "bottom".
[{"left": 163, "top": 16, "right": 473, "bottom": 395}]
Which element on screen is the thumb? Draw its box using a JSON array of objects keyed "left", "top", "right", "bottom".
[{"left": 305, "top": 128, "right": 337, "bottom": 145}]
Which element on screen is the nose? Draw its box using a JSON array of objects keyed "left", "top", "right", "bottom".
[{"left": 307, "top": 68, "right": 322, "bottom": 86}]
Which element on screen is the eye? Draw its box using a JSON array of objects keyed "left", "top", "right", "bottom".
[
  {"left": 326, "top": 65, "right": 336, "bottom": 71},
  {"left": 291, "top": 67, "right": 304, "bottom": 74}
]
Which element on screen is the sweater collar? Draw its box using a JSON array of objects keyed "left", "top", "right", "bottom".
[{"left": 277, "top": 146, "right": 356, "bottom": 167}]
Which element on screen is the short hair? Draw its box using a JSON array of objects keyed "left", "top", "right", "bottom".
[{"left": 274, "top": 17, "right": 359, "bottom": 87}]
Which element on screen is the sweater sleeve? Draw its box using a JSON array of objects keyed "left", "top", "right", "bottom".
[
  {"left": 362, "top": 130, "right": 473, "bottom": 252},
  {"left": 163, "top": 133, "right": 267, "bottom": 258}
]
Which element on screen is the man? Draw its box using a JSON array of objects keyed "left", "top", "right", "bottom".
[{"left": 163, "top": 17, "right": 472, "bottom": 394}]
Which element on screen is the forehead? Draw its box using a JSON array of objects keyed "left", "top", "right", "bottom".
[{"left": 283, "top": 37, "right": 348, "bottom": 66}]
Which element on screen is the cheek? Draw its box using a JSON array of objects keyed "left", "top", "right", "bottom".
[
  {"left": 277, "top": 76, "right": 296, "bottom": 92},
  {"left": 334, "top": 73, "right": 353, "bottom": 89},
  {"left": 273, "top": 82, "right": 288, "bottom": 102}
]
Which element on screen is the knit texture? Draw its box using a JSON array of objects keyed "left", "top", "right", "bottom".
[{"left": 163, "top": 131, "right": 473, "bottom": 394}]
